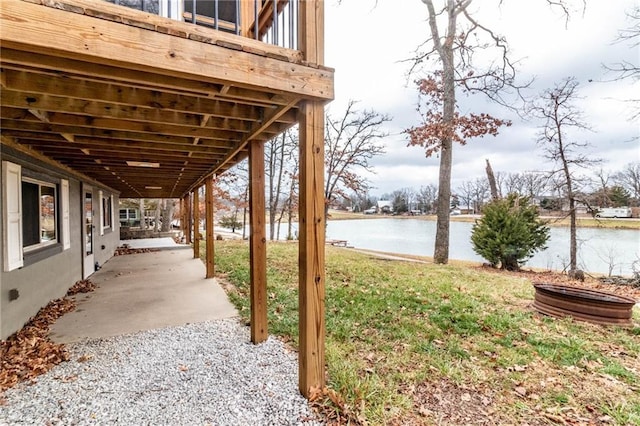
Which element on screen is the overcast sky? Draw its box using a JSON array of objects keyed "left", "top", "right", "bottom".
[{"left": 323, "top": 0, "right": 639, "bottom": 196}]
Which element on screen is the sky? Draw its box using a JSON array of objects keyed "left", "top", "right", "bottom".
[{"left": 323, "top": 0, "right": 639, "bottom": 197}]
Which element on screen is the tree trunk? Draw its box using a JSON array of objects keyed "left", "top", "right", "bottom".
[
  {"left": 139, "top": 198, "right": 146, "bottom": 229},
  {"left": 433, "top": 20, "right": 456, "bottom": 265},
  {"left": 160, "top": 200, "right": 173, "bottom": 232},
  {"left": 569, "top": 196, "right": 577, "bottom": 271},
  {"left": 154, "top": 200, "right": 161, "bottom": 232},
  {"left": 486, "top": 159, "right": 499, "bottom": 200},
  {"left": 434, "top": 145, "right": 452, "bottom": 264}
]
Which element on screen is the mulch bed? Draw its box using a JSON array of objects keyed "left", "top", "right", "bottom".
[{"left": 0, "top": 280, "right": 97, "bottom": 394}]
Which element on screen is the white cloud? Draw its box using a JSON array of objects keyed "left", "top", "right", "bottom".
[{"left": 325, "top": 0, "right": 639, "bottom": 196}]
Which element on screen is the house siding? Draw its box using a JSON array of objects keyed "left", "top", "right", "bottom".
[{"left": 0, "top": 150, "right": 119, "bottom": 340}]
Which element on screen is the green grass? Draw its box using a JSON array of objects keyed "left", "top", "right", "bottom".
[{"left": 207, "top": 240, "right": 640, "bottom": 425}]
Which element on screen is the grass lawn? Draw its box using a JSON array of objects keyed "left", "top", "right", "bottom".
[{"left": 206, "top": 240, "right": 640, "bottom": 425}]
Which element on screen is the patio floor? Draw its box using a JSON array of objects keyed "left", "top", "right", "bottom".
[{"left": 49, "top": 245, "right": 238, "bottom": 343}]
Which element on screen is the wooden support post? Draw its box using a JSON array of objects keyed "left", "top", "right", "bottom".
[
  {"left": 185, "top": 192, "right": 192, "bottom": 245},
  {"left": 298, "top": 101, "right": 326, "bottom": 397},
  {"left": 193, "top": 187, "right": 200, "bottom": 259},
  {"left": 205, "top": 176, "right": 215, "bottom": 278},
  {"left": 249, "top": 141, "right": 268, "bottom": 343},
  {"left": 298, "top": 0, "right": 326, "bottom": 398},
  {"left": 240, "top": 0, "right": 257, "bottom": 38}
]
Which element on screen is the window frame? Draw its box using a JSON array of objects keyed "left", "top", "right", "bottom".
[
  {"left": 99, "top": 190, "right": 114, "bottom": 235},
  {"left": 21, "top": 176, "right": 59, "bottom": 253}
]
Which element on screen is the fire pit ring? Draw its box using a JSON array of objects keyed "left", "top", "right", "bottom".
[{"left": 532, "top": 283, "right": 637, "bottom": 327}]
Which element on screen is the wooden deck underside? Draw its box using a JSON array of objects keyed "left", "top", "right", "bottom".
[{"left": 0, "top": 0, "right": 334, "bottom": 198}]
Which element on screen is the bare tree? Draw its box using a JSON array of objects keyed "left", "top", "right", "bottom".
[
  {"left": 531, "top": 77, "right": 600, "bottom": 274},
  {"left": 521, "top": 171, "right": 549, "bottom": 199},
  {"left": 471, "top": 178, "right": 490, "bottom": 213},
  {"left": 592, "top": 167, "right": 613, "bottom": 208},
  {"left": 613, "top": 161, "right": 640, "bottom": 205},
  {"left": 324, "top": 100, "right": 390, "bottom": 217},
  {"left": 605, "top": 5, "right": 640, "bottom": 119},
  {"left": 417, "top": 184, "right": 438, "bottom": 213},
  {"left": 404, "top": 0, "right": 529, "bottom": 264},
  {"left": 501, "top": 173, "right": 525, "bottom": 196},
  {"left": 456, "top": 180, "right": 474, "bottom": 213},
  {"left": 606, "top": 5, "right": 640, "bottom": 82},
  {"left": 266, "top": 128, "right": 297, "bottom": 240}
]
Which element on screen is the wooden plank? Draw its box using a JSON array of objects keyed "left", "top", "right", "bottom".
[
  {"left": 37, "top": 0, "right": 303, "bottom": 63},
  {"left": 205, "top": 175, "right": 215, "bottom": 278},
  {"left": 0, "top": 0, "right": 333, "bottom": 100},
  {"left": 0, "top": 135, "right": 117, "bottom": 194},
  {"left": 298, "top": 0, "right": 326, "bottom": 398},
  {"left": 249, "top": 140, "right": 268, "bottom": 343},
  {"left": 187, "top": 98, "right": 300, "bottom": 194},
  {"left": 0, "top": 89, "right": 241, "bottom": 129},
  {"left": 1, "top": 69, "right": 295, "bottom": 118},
  {"left": 1, "top": 57, "right": 298, "bottom": 108},
  {"left": 0, "top": 117, "right": 243, "bottom": 147},
  {"left": 193, "top": 188, "right": 200, "bottom": 259}
]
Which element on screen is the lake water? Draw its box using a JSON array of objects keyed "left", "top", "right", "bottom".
[{"left": 312, "top": 218, "right": 640, "bottom": 276}]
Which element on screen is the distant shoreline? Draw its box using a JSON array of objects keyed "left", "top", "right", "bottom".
[{"left": 326, "top": 210, "right": 640, "bottom": 231}]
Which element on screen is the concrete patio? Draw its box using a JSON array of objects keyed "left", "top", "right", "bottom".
[{"left": 49, "top": 244, "right": 238, "bottom": 343}]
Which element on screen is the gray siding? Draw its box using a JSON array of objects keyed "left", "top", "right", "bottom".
[{"left": 0, "top": 151, "right": 119, "bottom": 339}]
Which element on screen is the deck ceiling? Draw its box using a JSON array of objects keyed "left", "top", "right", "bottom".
[{"left": 0, "top": 0, "right": 333, "bottom": 199}]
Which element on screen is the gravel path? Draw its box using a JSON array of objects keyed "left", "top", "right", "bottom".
[{"left": 0, "top": 319, "right": 323, "bottom": 426}]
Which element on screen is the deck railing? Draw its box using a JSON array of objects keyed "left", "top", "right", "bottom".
[
  {"left": 106, "top": 0, "right": 298, "bottom": 50},
  {"left": 252, "top": 0, "right": 298, "bottom": 50}
]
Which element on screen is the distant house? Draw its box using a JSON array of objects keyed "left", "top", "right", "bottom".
[{"left": 377, "top": 200, "right": 393, "bottom": 214}]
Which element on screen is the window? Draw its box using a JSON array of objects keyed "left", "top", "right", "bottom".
[
  {"left": 100, "top": 192, "right": 113, "bottom": 235},
  {"left": 3, "top": 161, "right": 71, "bottom": 272},
  {"left": 22, "top": 178, "right": 58, "bottom": 251}
]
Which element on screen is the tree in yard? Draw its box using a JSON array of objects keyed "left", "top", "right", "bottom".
[
  {"left": 266, "top": 128, "right": 298, "bottom": 240},
  {"left": 606, "top": 5, "right": 639, "bottom": 119},
  {"left": 471, "top": 194, "right": 550, "bottom": 271},
  {"left": 530, "top": 77, "right": 600, "bottom": 274},
  {"left": 405, "top": 74, "right": 511, "bottom": 261},
  {"left": 613, "top": 162, "right": 640, "bottom": 205},
  {"left": 609, "top": 185, "right": 631, "bottom": 207},
  {"left": 416, "top": 184, "right": 438, "bottom": 213},
  {"left": 218, "top": 214, "right": 243, "bottom": 233},
  {"left": 456, "top": 180, "right": 473, "bottom": 214},
  {"left": 405, "top": 0, "right": 539, "bottom": 264},
  {"left": 324, "top": 100, "right": 390, "bottom": 217}
]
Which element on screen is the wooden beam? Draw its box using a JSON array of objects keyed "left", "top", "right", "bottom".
[
  {"left": 0, "top": 134, "right": 121, "bottom": 194},
  {"left": 0, "top": 0, "right": 333, "bottom": 100},
  {"left": 298, "top": 0, "right": 326, "bottom": 398},
  {"left": 0, "top": 118, "right": 244, "bottom": 147},
  {"left": 240, "top": 0, "right": 257, "bottom": 38},
  {"left": 193, "top": 187, "right": 200, "bottom": 259},
  {"left": 188, "top": 98, "right": 299, "bottom": 194},
  {"left": 249, "top": 140, "right": 268, "bottom": 344},
  {"left": 1, "top": 69, "right": 295, "bottom": 117},
  {"left": 297, "top": 100, "right": 326, "bottom": 397},
  {"left": 185, "top": 192, "right": 192, "bottom": 245},
  {"left": 1, "top": 89, "right": 251, "bottom": 129},
  {"left": 205, "top": 175, "right": 215, "bottom": 278}
]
